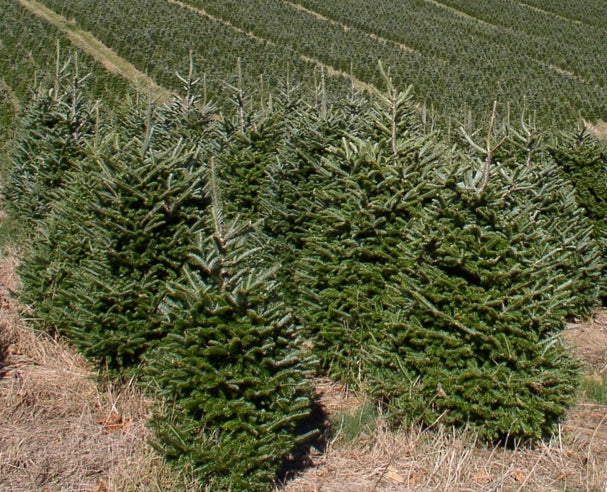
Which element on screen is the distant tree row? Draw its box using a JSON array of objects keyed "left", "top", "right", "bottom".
[
  {"left": 520, "top": 0, "right": 607, "bottom": 29},
  {"left": 0, "top": 0, "right": 128, "bottom": 105},
  {"left": 34, "top": 0, "right": 352, "bottom": 105},
  {"left": 292, "top": 0, "right": 607, "bottom": 124},
  {"left": 13, "top": 0, "right": 607, "bottom": 129}
]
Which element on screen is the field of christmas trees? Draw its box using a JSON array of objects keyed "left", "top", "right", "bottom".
[{"left": 2, "top": 0, "right": 607, "bottom": 489}]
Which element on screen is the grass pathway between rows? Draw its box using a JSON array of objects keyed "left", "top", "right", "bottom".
[
  {"left": 16, "top": 0, "right": 175, "bottom": 103},
  {"left": 164, "top": 0, "right": 376, "bottom": 93}
]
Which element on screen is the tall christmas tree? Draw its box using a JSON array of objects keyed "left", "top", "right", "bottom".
[
  {"left": 17, "top": 95, "right": 213, "bottom": 373},
  {"left": 366, "top": 103, "right": 586, "bottom": 443},
  {"left": 290, "top": 77, "right": 445, "bottom": 379},
  {"left": 548, "top": 127, "right": 607, "bottom": 302},
  {"left": 145, "top": 160, "right": 316, "bottom": 491}
]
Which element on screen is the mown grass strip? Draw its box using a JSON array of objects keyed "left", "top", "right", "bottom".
[{"left": 16, "top": 0, "right": 174, "bottom": 103}]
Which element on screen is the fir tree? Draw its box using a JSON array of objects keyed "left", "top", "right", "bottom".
[
  {"left": 145, "top": 166, "right": 316, "bottom": 491},
  {"left": 17, "top": 97, "right": 211, "bottom": 373},
  {"left": 489, "top": 119, "right": 603, "bottom": 318},
  {"left": 365, "top": 106, "right": 585, "bottom": 443},
  {"left": 3, "top": 51, "right": 97, "bottom": 226},
  {"left": 548, "top": 127, "right": 607, "bottom": 302},
  {"left": 260, "top": 83, "right": 374, "bottom": 314},
  {"left": 291, "top": 79, "right": 445, "bottom": 379}
]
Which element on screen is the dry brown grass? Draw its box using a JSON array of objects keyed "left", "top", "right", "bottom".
[
  {"left": 280, "top": 315, "right": 607, "bottom": 492},
  {"left": 584, "top": 119, "right": 607, "bottom": 140},
  {"left": 0, "top": 251, "right": 196, "bottom": 492}
]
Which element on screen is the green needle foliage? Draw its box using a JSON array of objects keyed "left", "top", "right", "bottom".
[
  {"left": 490, "top": 122, "right": 603, "bottom": 318},
  {"left": 548, "top": 127, "right": 607, "bottom": 302},
  {"left": 145, "top": 180, "right": 316, "bottom": 491},
  {"left": 281, "top": 76, "right": 589, "bottom": 442},
  {"left": 364, "top": 107, "right": 589, "bottom": 443},
  {"left": 17, "top": 97, "right": 213, "bottom": 374},
  {"left": 3, "top": 59, "right": 97, "bottom": 227},
  {"left": 369, "top": 179, "right": 582, "bottom": 442},
  {"left": 260, "top": 84, "right": 377, "bottom": 321},
  {"left": 13, "top": 72, "right": 320, "bottom": 488},
  {"left": 7, "top": 62, "right": 598, "bottom": 469},
  {"left": 292, "top": 80, "right": 446, "bottom": 379}
]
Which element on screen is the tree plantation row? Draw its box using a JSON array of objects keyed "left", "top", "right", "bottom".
[
  {"left": 0, "top": 0, "right": 131, "bottom": 143},
  {"left": 0, "top": 0, "right": 129, "bottom": 103},
  {"left": 2, "top": 0, "right": 607, "bottom": 488},
  {"left": 27, "top": 0, "right": 607, "bottom": 128},
  {"left": 520, "top": 0, "right": 607, "bottom": 29},
  {"left": 2, "top": 49, "right": 607, "bottom": 488}
]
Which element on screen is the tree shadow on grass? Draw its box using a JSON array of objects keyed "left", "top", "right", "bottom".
[{"left": 276, "top": 394, "right": 330, "bottom": 486}]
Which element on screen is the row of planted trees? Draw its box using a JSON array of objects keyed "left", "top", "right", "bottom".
[
  {"left": 3, "top": 61, "right": 607, "bottom": 490},
  {"left": 29, "top": 0, "right": 607, "bottom": 128}
]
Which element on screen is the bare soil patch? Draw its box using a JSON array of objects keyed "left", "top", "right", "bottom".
[{"left": 585, "top": 119, "right": 607, "bottom": 140}]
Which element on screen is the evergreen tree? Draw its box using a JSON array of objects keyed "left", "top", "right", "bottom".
[
  {"left": 490, "top": 121, "right": 603, "bottom": 318},
  {"left": 365, "top": 106, "right": 585, "bottom": 443},
  {"left": 17, "top": 97, "right": 211, "bottom": 373},
  {"left": 548, "top": 127, "right": 607, "bottom": 302},
  {"left": 3, "top": 53, "right": 97, "bottom": 226},
  {"left": 145, "top": 167, "right": 316, "bottom": 491},
  {"left": 260, "top": 83, "right": 374, "bottom": 314},
  {"left": 290, "top": 80, "right": 445, "bottom": 379}
]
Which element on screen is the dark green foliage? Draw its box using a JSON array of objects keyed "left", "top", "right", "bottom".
[
  {"left": 278, "top": 81, "right": 587, "bottom": 442},
  {"left": 13, "top": 82, "right": 318, "bottom": 488},
  {"left": 291, "top": 83, "right": 445, "bottom": 378},
  {"left": 484, "top": 122, "right": 603, "bottom": 319},
  {"left": 8, "top": 64, "right": 597, "bottom": 468},
  {"left": 3, "top": 66, "right": 96, "bottom": 226},
  {"left": 35, "top": 0, "right": 607, "bottom": 128},
  {"left": 17, "top": 98, "right": 212, "bottom": 373},
  {"left": 548, "top": 128, "right": 607, "bottom": 301},
  {"left": 367, "top": 159, "right": 582, "bottom": 442},
  {"left": 260, "top": 84, "right": 375, "bottom": 313},
  {"left": 213, "top": 112, "right": 284, "bottom": 220},
  {"left": 145, "top": 211, "right": 316, "bottom": 491},
  {"left": 362, "top": 112, "right": 590, "bottom": 442}
]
